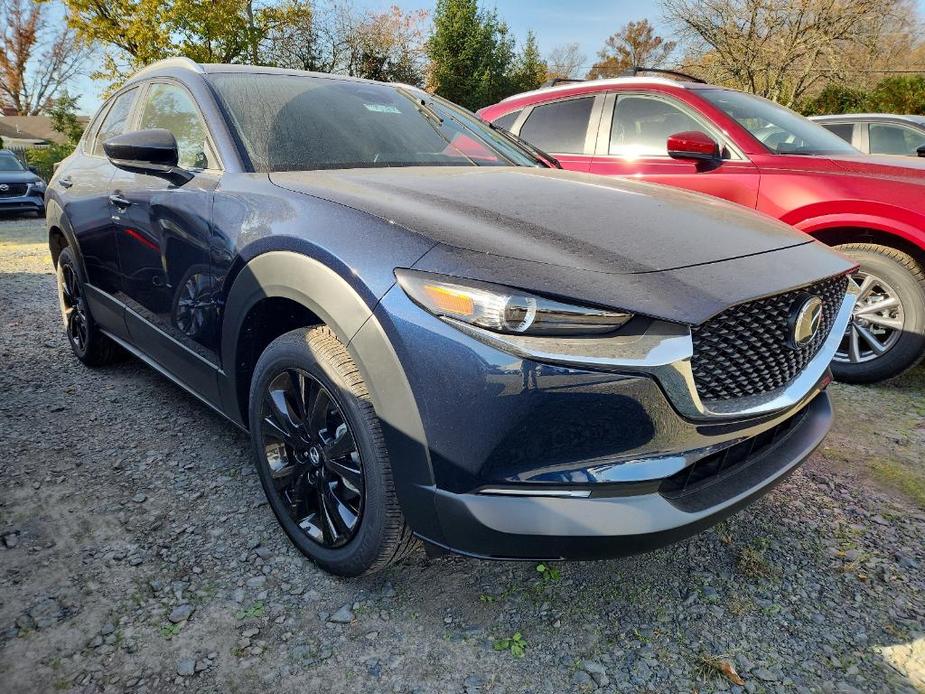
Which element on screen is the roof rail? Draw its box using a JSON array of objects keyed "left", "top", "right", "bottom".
[
  {"left": 621, "top": 66, "right": 707, "bottom": 84},
  {"left": 131, "top": 57, "right": 205, "bottom": 79},
  {"left": 541, "top": 77, "right": 586, "bottom": 88}
]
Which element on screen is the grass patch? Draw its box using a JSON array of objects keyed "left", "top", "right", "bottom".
[
  {"left": 869, "top": 458, "right": 925, "bottom": 509},
  {"left": 737, "top": 545, "right": 772, "bottom": 578}
]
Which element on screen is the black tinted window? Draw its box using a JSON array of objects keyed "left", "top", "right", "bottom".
[
  {"left": 519, "top": 98, "right": 593, "bottom": 154},
  {"left": 139, "top": 83, "right": 215, "bottom": 169},
  {"left": 208, "top": 73, "right": 537, "bottom": 172},
  {"left": 819, "top": 122, "right": 853, "bottom": 143},
  {"left": 491, "top": 110, "right": 521, "bottom": 131},
  {"left": 93, "top": 88, "right": 138, "bottom": 156}
]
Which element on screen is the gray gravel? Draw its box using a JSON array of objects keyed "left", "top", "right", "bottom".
[{"left": 1, "top": 215, "right": 923, "bottom": 693}]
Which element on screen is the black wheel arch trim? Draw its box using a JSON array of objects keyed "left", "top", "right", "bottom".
[{"left": 218, "top": 251, "right": 442, "bottom": 542}]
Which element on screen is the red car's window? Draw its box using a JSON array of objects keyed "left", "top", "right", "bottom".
[
  {"left": 610, "top": 95, "right": 706, "bottom": 157},
  {"left": 519, "top": 97, "right": 594, "bottom": 154}
]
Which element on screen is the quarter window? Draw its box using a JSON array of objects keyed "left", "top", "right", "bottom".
[
  {"left": 610, "top": 95, "right": 706, "bottom": 156},
  {"left": 139, "top": 83, "right": 215, "bottom": 169},
  {"left": 491, "top": 109, "right": 521, "bottom": 132},
  {"left": 818, "top": 122, "right": 854, "bottom": 144},
  {"left": 868, "top": 123, "right": 925, "bottom": 156},
  {"left": 92, "top": 88, "right": 138, "bottom": 157},
  {"left": 519, "top": 98, "right": 594, "bottom": 154}
]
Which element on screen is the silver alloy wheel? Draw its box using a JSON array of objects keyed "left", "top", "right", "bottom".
[{"left": 834, "top": 270, "right": 905, "bottom": 364}]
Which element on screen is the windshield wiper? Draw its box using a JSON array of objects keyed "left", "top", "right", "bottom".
[
  {"left": 396, "top": 88, "right": 444, "bottom": 127},
  {"left": 487, "top": 121, "right": 562, "bottom": 169}
]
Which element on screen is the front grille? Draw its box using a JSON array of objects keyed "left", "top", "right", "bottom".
[
  {"left": 691, "top": 274, "right": 848, "bottom": 401},
  {"left": 0, "top": 183, "right": 28, "bottom": 197},
  {"left": 660, "top": 405, "right": 808, "bottom": 502}
]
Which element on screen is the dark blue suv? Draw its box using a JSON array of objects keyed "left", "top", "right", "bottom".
[
  {"left": 0, "top": 149, "right": 46, "bottom": 217},
  {"left": 46, "top": 59, "right": 857, "bottom": 576}
]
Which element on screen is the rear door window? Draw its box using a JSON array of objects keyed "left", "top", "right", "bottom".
[
  {"left": 519, "top": 98, "right": 594, "bottom": 154},
  {"left": 92, "top": 88, "right": 139, "bottom": 157}
]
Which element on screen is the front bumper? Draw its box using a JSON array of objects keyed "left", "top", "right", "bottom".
[
  {"left": 0, "top": 188, "right": 44, "bottom": 214},
  {"left": 423, "top": 390, "right": 831, "bottom": 560},
  {"left": 370, "top": 275, "right": 850, "bottom": 560}
]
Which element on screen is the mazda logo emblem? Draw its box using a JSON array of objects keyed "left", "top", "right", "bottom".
[
  {"left": 789, "top": 295, "right": 824, "bottom": 349},
  {"left": 0, "top": 184, "right": 8, "bottom": 192},
  {"left": 309, "top": 447, "right": 321, "bottom": 465}
]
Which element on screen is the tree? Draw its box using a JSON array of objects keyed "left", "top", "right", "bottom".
[
  {"left": 0, "top": 0, "right": 91, "bottom": 115},
  {"left": 867, "top": 75, "right": 925, "bottom": 114},
  {"left": 342, "top": 5, "right": 430, "bottom": 84},
  {"left": 546, "top": 42, "right": 586, "bottom": 81},
  {"left": 664, "top": 0, "right": 910, "bottom": 107},
  {"left": 511, "top": 31, "right": 547, "bottom": 93},
  {"left": 586, "top": 19, "right": 675, "bottom": 80},
  {"left": 62, "top": 0, "right": 282, "bottom": 86},
  {"left": 800, "top": 83, "right": 868, "bottom": 115},
  {"left": 25, "top": 93, "right": 84, "bottom": 179},
  {"left": 427, "top": 0, "right": 540, "bottom": 110}
]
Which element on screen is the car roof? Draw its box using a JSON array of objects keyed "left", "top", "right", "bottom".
[
  {"left": 497, "top": 76, "right": 720, "bottom": 103},
  {"left": 127, "top": 57, "right": 418, "bottom": 90},
  {"left": 810, "top": 113, "right": 925, "bottom": 126}
]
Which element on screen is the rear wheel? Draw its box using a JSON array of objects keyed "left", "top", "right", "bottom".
[
  {"left": 248, "top": 326, "right": 416, "bottom": 576},
  {"left": 56, "top": 246, "right": 124, "bottom": 366},
  {"left": 832, "top": 243, "right": 925, "bottom": 383}
]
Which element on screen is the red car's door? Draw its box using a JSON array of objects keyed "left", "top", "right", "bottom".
[
  {"left": 513, "top": 94, "right": 602, "bottom": 173},
  {"left": 589, "top": 92, "right": 760, "bottom": 208}
]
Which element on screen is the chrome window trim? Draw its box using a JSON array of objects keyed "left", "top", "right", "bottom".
[{"left": 443, "top": 279, "right": 858, "bottom": 421}]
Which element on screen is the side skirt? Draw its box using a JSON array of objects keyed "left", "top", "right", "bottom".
[{"left": 100, "top": 328, "right": 247, "bottom": 433}]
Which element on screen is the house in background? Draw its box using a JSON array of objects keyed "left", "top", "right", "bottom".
[{"left": 0, "top": 111, "right": 89, "bottom": 156}]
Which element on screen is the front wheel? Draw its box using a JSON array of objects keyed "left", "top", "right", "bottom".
[
  {"left": 832, "top": 243, "right": 925, "bottom": 383},
  {"left": 248, "top": 326, "right": 416, "bottom": 576}
]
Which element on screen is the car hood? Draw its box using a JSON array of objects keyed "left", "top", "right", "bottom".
[
  {"left": 270, "top": 167, "right": 813, "bottom": 275},
  {"left": 0, "top": 170, "right": 41, "bottom": 184}
]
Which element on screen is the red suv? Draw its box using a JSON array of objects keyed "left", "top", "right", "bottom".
[{"left": 480, "top": 75, "right": 925, "bottom": 383}]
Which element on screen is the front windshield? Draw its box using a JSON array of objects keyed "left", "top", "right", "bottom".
[
  {"left": 208, "top": 73, "right": 540, "bottom": 172},
  {"left": 699, "top": 89, "right": 859, "bottom": 156},
  {"left": 0, "top": 153, "right": 25, "bottom": 171}
]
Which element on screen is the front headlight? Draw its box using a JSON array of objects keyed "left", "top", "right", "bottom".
[
  {"left": 395, "top": 269, "right": 633, "bottom": 336},
  {"left": 31, "top": 180, "right": 46, "bottom": 191}
]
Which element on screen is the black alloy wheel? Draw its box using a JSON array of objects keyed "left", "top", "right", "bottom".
[
  {"left": 258, "top": 368, "right": 364, "bottom": 548},
  {"left": 172, "top": 266, "right": 217, "bottom": 342},
  {"left": 60, "top": 262, "right": 89, "bottom": 354},
  {"left": 248, "top": 326, "right": 416, "bottom": 576},
  {"left": 56, "top": 246, "right": 123, "bottom": 366}
]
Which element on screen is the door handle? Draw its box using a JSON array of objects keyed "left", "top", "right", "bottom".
[
  {"left": 59, "top": 177, "right": 73, "bottom": 189},
  {"left": 109, "top": 194, "right": 132, "bottom": 210}
]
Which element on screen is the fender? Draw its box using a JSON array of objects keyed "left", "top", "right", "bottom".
[
  {"left": 218, "top": 251, "right": 440, "bottom": 539},
  {"left": 45, "top": 199, "right": 83, "bottom": 271},
  {"left": 781, "top": 200, "right": 925, "bottom": 252}
]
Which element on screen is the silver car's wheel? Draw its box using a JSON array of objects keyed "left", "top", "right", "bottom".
[{"left": 834, "top": 270, "right": 904, "bottom": 364}]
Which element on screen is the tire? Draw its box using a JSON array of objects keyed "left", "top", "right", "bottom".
[
  {"left": 831, "top": 243, "right": 925, "bottom": 383},
  {"left": 248, "top": 326, "right": 416, "bottom": 576},
  {"left": 56, "top": 246, "right": 124, "bottom": 367}
]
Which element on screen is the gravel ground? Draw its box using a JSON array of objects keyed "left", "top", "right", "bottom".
[{"left": 1, "top": 215, "right": 923, "bottom": 694}]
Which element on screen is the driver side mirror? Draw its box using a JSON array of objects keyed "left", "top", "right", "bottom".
[
  {"left": 917, "top": 144, "right": 925, "bottom": 158},
  {"left": 103, "top": 129, "right": 193, "bottom": 184},
  {"left": 667, "top": 131, "right": 721, "bottom": 162}
]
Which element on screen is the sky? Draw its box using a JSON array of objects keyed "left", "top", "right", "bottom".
[{"left": 64, "top": 0, "right": 925, "bottom": 114}]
